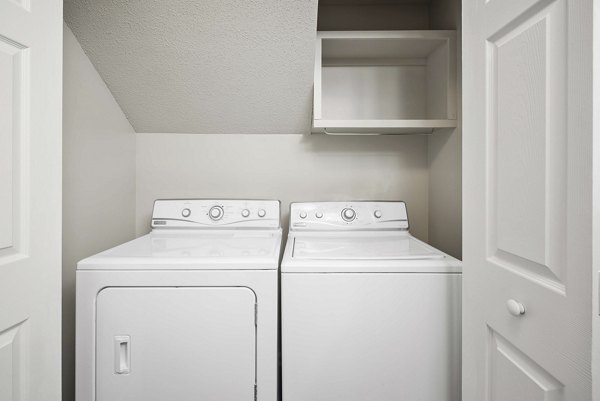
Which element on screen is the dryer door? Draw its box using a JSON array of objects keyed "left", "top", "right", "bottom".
[{"left": 95, "top": 287, "right": 256, "bottom": 401}]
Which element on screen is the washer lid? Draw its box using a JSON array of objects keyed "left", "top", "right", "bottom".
[{"left": 292, "top": 235, "right": 444, "bottom": 260}]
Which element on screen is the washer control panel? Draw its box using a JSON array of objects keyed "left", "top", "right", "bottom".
[
  {"left": 290, "top": 201, "right": 408, "bottom": 231},
  {"left": 152, "top": 199, "right": 280, "bottom": 229}
]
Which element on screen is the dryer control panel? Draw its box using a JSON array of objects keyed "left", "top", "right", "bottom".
[
  {"left": 152, "top": 199, "right": 280, "bottom": 229},
  {"left": 290, "top": 201, "right": 408, "bottom": 231}
]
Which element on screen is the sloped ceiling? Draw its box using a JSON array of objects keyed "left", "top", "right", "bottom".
[{"left": 64, "top": 0, "right": 319, "bottom": 134}]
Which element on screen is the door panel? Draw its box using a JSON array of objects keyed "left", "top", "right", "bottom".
[
  {"left": 0, "top": 0, "right": 62, "bottom": 400},
  {"left": 0, "top": 321, "right": 27, "bottom": 401},
  {"left": 96, "top": 287, "right": 256, "bottom": 401},
  {"left": 487, "top": 0, "right": 567, "bottom": 291},
  {"left": 463, "top": 0, "right": 592, "bottom": 399},
  {"left": 0, "top": 39, "right": 15, "bottom": 251},
  {"left": 0, "top": 29, "right": 27, "bottom": 260},
  {"left": 488, "top": 329, "right": 563, "bottom": 401}
]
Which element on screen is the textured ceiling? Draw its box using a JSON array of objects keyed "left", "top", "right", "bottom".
[{"left": 64, "top": 0, "right": 319, "bottom": 134}]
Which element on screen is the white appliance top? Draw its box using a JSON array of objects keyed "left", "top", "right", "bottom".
[
  {"left": 151, "top": 199, "right": 280, "bottom": 229},
  {"left": 289, "top": 201, "right": 408, "bottom": 231},
  {"left": 282, "top": 201, "right": 461, "bottom": 273},
  {"left": 78, "top": 199, "right": 282, "bottom": 270},
  {"left": 292, "top": 234, "right": 443, "bottom": 260}
]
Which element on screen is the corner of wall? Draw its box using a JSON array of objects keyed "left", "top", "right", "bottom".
[
  {"left": 426, "top": 0, "right": 462, "bottom": 259},
  {"left": 62, "top": 23, "right": 136, "bottom": 401}
]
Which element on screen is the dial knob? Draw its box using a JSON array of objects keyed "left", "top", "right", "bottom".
[
  {"left": 209, "top": 206, "right": 224, "bottom": 221},
  {"left": 299, "top": 211, "right": 307, "bottom": 219},
  {"left": 315, "top": 211, "right": 323, "bottom": 219},
  {"left": 241, "top": 209, "right": 250, "bottom": 218},
  {"left": 342, "top": 208, "right": 356, "bottom": 222},
  {"left": 374, "top": 210, "right": 382, "bottom": 219},
  {"left": 181, "top": 208, "right": 191, "bottom": 218},
  {"left": 258, "top": 209, "right": 266, "bottom": 218}
]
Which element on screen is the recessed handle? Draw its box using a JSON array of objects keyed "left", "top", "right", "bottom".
[
  {"left": 114, "top": 335, "right": 130, "bottom": 374},
  {"left": 506, "top": 299, "right": 526, "bottom": 316}
]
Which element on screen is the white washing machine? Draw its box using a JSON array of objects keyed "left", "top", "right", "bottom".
[
  {"left": 281, "top": 201, "right": 462, "bottom": 401},
  {"left": 76, "top": 199, "right": 281, "bottom": 401}
]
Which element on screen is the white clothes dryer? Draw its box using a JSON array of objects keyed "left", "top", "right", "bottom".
[
  {"left": 76, "top": 199, "right": 281, "bottom": 401},
  {"left": 281, "top": 201, "right": 462, "bottom": 401}
]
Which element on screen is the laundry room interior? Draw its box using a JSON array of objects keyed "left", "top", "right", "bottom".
[
  {"left": 61, "top": 1, "right": 462, "bottom": 399},
  {"left": 2, "top": 0, "right": 596, "bottom": 400}
]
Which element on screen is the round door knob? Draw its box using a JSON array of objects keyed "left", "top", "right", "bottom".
[
  {"left": 209, "top": 206, "right": 224, "bottom": 221},
  {"left": 241, "top": 209, "right": 250, "bottom": 218},
  {"left": 258, "top": 209, "right": 266, "bottom": 218},
  {"left": 342, "top": 208, "right": 356, "bottom": 222},
  {"left": 299, "top": 211, "right": 307, "bottom": 219},
  {"left": 374, "top": 210, "right": 382, "bottom": 219},
  {"left": 315, "top": 211, "right": 323, "bottom": 219},
  {"left": 181, "top": 208, "right": 191, "bottom": 218},
  {"left": 506, "top": 299, "right": 526, "bottom": 316}
]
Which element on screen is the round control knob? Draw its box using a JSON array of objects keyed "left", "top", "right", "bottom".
[
  {"left": 258, "top": 209, "right": 266, "bottom": 218},
  {"left": 315, "top": 211, "right": 323, "bottom": 219},
  {"left": 241, "top": 209, "right": 250, "bottom": 218},
  {"left": 374, "top": 210, "right": 382, "bottom": 219},
  {"left": 342, "top": 208, "right": 356, "bottom": 222},
  {"left": 181, "top": 208, "right": 191, "bottom": 218},
  {"left": 299, "top": 211, "right": 307, "bottom": 219},
  {"left": 209, "top": 206, "right": 224, "bottom": 221}
]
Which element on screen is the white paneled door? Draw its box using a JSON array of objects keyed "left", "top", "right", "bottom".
[
  {"left": 463, "top": 0, "right": 593, "bottom": 400},
  {"left": 0, "top": 0, "right": 62, "bottom": 400}
]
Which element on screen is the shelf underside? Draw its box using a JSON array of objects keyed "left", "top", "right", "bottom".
[{"left": 312, "top": 119, "right": 457, "bottom": 135}]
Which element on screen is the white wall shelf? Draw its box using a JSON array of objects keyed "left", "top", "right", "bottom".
[{"left": 313, "top": 30, "right": 457, "bottom": 135}]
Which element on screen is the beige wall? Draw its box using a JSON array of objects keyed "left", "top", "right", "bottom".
[
  {"left": 427, "top": 0, "right": 462, "bottom": 259},
  {"left": 135, "top": 133, "right": 430, "bottom": 241},
  {"left": 62, "top": 25, "right": 136, "bottom": 401},
  {"left": 427, "top": 129, "right": 462, "bottom": 258}
]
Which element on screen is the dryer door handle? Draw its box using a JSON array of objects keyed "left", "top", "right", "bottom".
[{"left": 114, "top": 335, "right": 131, "bottom": 374}]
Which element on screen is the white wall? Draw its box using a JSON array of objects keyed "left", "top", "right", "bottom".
[
  {"left": 136, "top": 133, "right": 430, "bottom": 241},
  {"left": 62, "top": 24, "right": 136, "bottom": 401}
]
